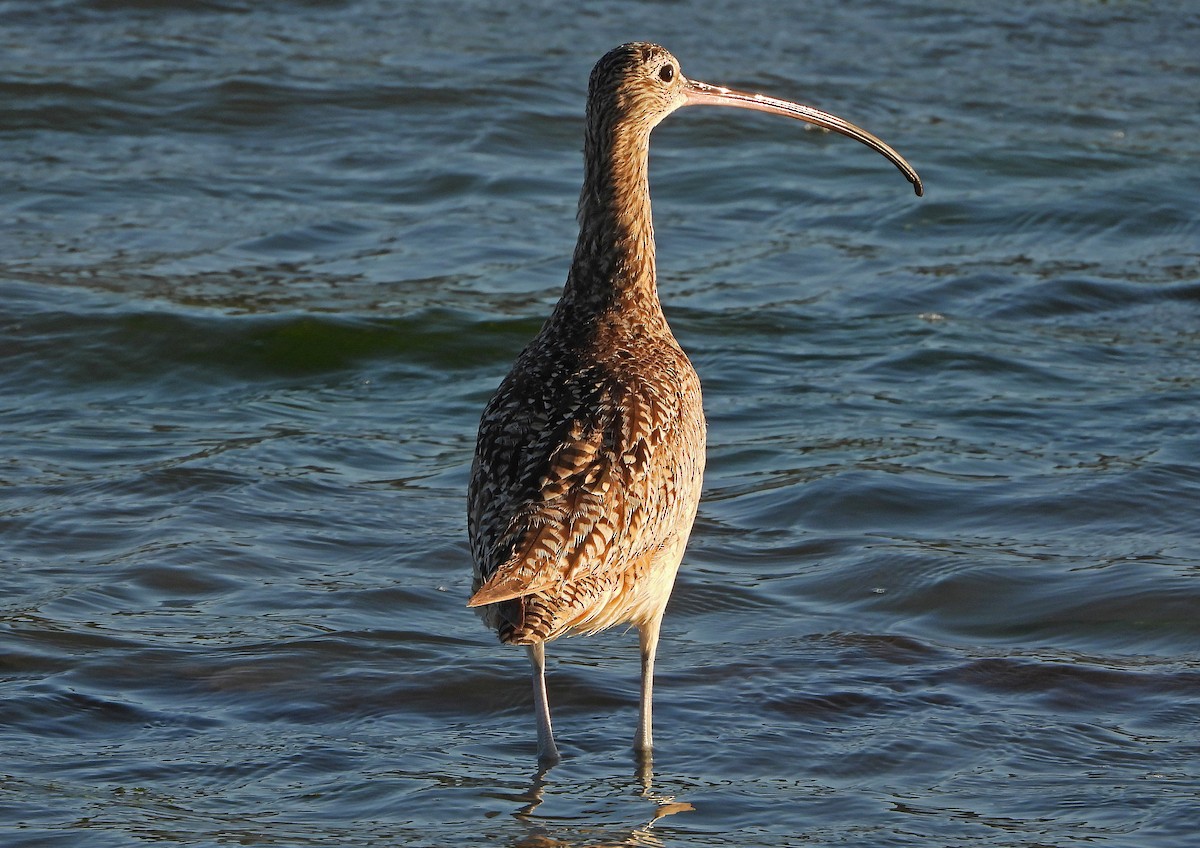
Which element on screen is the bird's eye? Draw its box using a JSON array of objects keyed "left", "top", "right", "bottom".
[{"left": 658, "top": 64, "right": 675, "bottom": 83}]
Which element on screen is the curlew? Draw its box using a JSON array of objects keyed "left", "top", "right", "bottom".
[{"left": 468, "top": 42, "right": 922, "bottom": 763}]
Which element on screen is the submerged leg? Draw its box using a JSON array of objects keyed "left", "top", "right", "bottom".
[
  {"left": 634, "top": 614, "right": 664, "bottom": 756},
  {"left": 527, "top": 642, "right": 560, "bottom": 763}
]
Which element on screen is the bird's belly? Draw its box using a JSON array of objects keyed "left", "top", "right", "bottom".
[
  {"left": 557, "top": 507, "right": 697, "bottom": 639},
  {"left": 609, "top": 530, "right": 693, "bottom": 629}
]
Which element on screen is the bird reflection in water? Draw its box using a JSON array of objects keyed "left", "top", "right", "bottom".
[{"left": 506, "top": 757, "right": 695, "bottom": 847}]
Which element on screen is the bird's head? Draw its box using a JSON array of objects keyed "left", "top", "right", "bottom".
[
  {"left": 584, "top": 42, "right": 924, "bottom": 196},
  {"left": 586, "top": 42, "right": 687, "bottom": 136}
]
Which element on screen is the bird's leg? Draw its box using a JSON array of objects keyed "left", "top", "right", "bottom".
[
  {"left": 634, "top": 613, "right": 664, "bottom": 757},
  {"left": 527, "top": 642, "right": 560, "bottom": 763}
]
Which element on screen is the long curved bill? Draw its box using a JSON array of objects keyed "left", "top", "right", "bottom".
[{"left": 683, "top": 78, "right": 924, "bottom": 197}]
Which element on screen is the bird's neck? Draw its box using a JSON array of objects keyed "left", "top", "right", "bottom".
[{"left": 555, "top": 125, "right": 664, "bottom": 325}]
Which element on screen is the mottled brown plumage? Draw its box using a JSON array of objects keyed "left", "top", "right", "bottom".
[{"left": 468, "top": 42, "right": 922, "bottom": 762}]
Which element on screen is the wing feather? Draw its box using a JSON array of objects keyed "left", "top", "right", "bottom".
[{"left": 468, "top": 365, "right": 690, "bottom": 610}]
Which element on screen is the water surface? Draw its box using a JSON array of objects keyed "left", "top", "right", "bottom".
[{"left": 3, "top": 1, "right": 1199, "bottom": 846}]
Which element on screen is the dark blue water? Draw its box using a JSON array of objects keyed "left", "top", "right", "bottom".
[{"left": 3, "top": 1, "right": 1199, "bottom": 846}]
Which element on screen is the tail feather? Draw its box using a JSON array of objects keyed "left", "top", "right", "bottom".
[{"left": 467, "top": 564, "right": 558, "bottom": 607}]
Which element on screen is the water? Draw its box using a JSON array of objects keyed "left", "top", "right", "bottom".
[{"left": 3, "top": 1, "right": 1199, "bottom": 845}]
